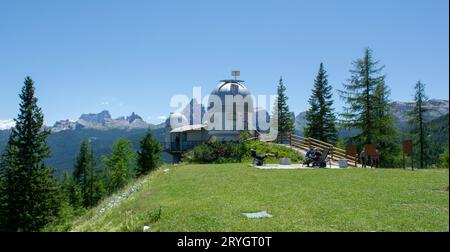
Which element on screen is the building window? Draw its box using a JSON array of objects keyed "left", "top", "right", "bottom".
[{"left": 231, "top": 84, "right": 239, "bottom": 94}]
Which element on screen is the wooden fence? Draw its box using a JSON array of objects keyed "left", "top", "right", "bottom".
[{"left": 288, "top": 134, "right": 359, "bottom": 167}]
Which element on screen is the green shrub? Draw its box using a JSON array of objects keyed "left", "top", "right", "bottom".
[
  {"left": 183, "top": 138, "right": 303, "bottom": 164},
  {"left": 247, "top": 140, "right": 304, "bottom": 163},
  {"left": 183, "top": 141, "right": 246, "bottom": 164},
  {"left": 439, "top": 148, "right": 449, "bottom": 168}
]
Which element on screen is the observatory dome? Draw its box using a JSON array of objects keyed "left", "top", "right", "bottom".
[{"left": 209, "top": 80, "right": 251, "bottom": 100}]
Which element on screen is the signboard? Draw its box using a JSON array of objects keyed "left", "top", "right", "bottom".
[
  {"left": 231, "top": 71, "right": 240, "bottom": 77},
  {"left": 402, "top": 140, "right": 414, "bottom": 155},
  {"left": 346, "top": 145, "right": 358, "bottom": 157},
  {"left": 364, "top": 144, "right": 377, "bottom": 157}
]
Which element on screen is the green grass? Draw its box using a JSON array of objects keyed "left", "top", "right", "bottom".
[{"left": 68, "top": 164, "right": 449, "bottom": 232}]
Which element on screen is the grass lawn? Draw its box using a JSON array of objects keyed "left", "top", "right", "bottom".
[{"left": 69, "top": 163, "right": 449, "bottom": 232}]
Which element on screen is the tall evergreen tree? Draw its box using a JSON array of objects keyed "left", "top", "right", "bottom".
[
  {"left": 304, "top": 63, "right": 338, "bottom": 143},
  {"left": 103, "top": 138, "right": 135, "bottom": 194},
  {"left": 73, "top": 139, "right": 103, "bottom": 207},
  {"left": 60, "top": 172, "right": 83, "bottom": 210},
  {"left": 339, "top": 48, "right": 385, "bottom": 145},
  {"left": 136, "top": 131, "right": 162, "bottom": 177},
  {"left": 0, "top": 77, "right": 60, "bottom": 231},
  {"left": 372, "top": 79, "right": 400, "bottom": 166},
  {"left": 277, "top": 77, "right": 295, "bottom": 143},
  {"left": 408, "top": 81, "right": 430, "bottom": 168}
]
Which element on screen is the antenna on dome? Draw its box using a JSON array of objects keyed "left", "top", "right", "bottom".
[{"left": 231, "top": 70, "right": 240, "bottom": 81}]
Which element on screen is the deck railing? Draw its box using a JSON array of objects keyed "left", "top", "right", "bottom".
[{"left": 288, "top": 134, "right": 358, "bottom": 166}]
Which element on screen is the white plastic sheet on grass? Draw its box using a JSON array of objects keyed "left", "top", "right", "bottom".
[{"left": 242, "top": 211, "right": 272, "bottom": 219}]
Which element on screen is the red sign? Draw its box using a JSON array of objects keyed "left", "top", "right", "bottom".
[{"left": 403, "top": 140, "right": 414, "bottom": 155}]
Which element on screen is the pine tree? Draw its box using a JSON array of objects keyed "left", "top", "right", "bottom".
[
  {"left": 73, "top": 139, "right": 103, "bottom": 207},
  {"left": 277, "top": 77, "right": 295, "bottom": 143},
  {"left": 136, "top": 131, "right": 162, "bottom": 177},
  {"left": 339, "top": 48, "right": 385, "bottom": 145},
  {"left": 60, "top": 172, "right": 83, "bottom": 210},
  {"left": 372, "top": 80, "right": 400, "bottom": 167},
  {"left": 408, "top": 81, "right": 430, "bottom": 168},
  {"left": 0, "top": 77, "right": 60, "bottom": 231},
  {"left": 103, "top": 138, "right": 135, "bottom": 194},
  {"left": 304, "top": 63, "right": 338, "bottom": 143}
]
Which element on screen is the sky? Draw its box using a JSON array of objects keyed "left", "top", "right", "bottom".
[{"left": 0, "top": 0, "right": 448, "bottom": 125}]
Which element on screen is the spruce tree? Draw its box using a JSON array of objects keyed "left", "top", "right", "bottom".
[
  {"left": 277, "top": 77, "right": 295, "bottom": 143},
  {"left": 304, "top": 63, "right": 338, "bottom": 143},
  {"left": 136, "top": 130, "right": 162, "bottom": 177},
  {"left": 103, "top": 138, "right": 135, "bottom": 194},
  {"left": 73, "top": 139, "right": 102, "bottom": 207},
  {"left": 60, "top": 172, "right": 83, "bottom": 210},
  {"left": 408, "top": 81, "right": 430, "bottom": 168},
  {"left": 0, "top": 77, "right": 60, "bottom": 231},
  {"left": 372, "top": 80, "right": 400, "bottom": 166},
  {"left": 339, "top": 48, "right": 385, "bottom": 145}
]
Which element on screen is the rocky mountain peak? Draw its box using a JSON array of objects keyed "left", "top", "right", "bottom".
[
  {"left": 79, "top": 110, "right": 112, "bottom": 124},
  {"left": 127, "top": 112, "right": 143, "bottom": 123},
  {"left": 49, "top": 110, "right": 151, "bottom": 131}
]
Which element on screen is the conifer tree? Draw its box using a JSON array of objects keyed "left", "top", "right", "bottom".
[
  {"left": 372, "top": 80, "right": 400, "bottom": 166},
  {"left": 136, "top": 130, "right": 162, "bottom": 177},
  {"left": 277, "top": 77, "right": 295, "bottom": 143},
  {"left": 408, "top": 81, "right": 430, "bottom": 168},
  {"left": 339, "top": 48, "right": 385, "bottom": 145},
  {"left": 304, "top": 63, "right": 338, "bottom": 143},
  {"left": 60, "top": 172, "right": 83, "bottom": 210},
  {"left": 73, "top": 139, "right": 103, "bottom": 207},
  {"left": 103, "top": 138, "right": 135, "bottom": 194},
  {"left": 0, "top": 77, "right": 60, "bottom": 231}
]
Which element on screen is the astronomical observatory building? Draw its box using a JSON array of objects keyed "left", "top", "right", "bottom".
[{"left": 165, "top": 73, "right": 265, "bottom": 154}]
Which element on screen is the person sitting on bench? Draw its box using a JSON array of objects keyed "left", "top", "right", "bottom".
[
  {"left": 304, "top": 148, "right": 315, "bottom": 167},
  {"left": 313, "top": 148, "right": 322, "bottom": 162}
]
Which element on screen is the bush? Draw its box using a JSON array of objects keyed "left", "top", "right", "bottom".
[
  {"left": 183, "top": 139, "right": 304, "bottom": 164},
  {"left": 439, "top": 148, "right": 449, "bottom": 168},
  {"left": 247, "top": 140, "right": 304, "bottom": 163},
  {"left": 183, "top": 141, "right": 246, "bottom": 164}
]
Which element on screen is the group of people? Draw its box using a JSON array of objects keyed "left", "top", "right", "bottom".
[
  {"left": 304, "top": 146, "right": 380, "bottom": 168},
  {"left": 360, "top": 149, "right": 379, "bottom": 168},
  {"left": 304, "top": 147, "right": 323, "bottom": 167}
]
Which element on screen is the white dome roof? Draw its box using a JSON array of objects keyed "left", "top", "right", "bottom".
[{"left": 210, "top": 80, "right": 251, "bottom": 98}]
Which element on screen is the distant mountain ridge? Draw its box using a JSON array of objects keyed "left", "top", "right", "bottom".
[
  {"left": 295, "top": 99, "right": 449, "bottom": 135},
  {"left": 52, "top": 110, "right": 161, "bottom": 132}
]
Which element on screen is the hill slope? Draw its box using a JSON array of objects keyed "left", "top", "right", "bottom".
[{"left": 65, "top": 164, "right": 449, "bottom": 232}]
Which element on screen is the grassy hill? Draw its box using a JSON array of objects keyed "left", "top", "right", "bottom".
[{"left": 61, "top": 163, "right": 449, "bottom": 232}]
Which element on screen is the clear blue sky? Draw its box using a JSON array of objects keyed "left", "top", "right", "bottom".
[{"left": 0, "top": 0, "right": 448, "bottom": 125}]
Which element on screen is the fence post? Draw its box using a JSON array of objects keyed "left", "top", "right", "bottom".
[
  {"left": 330, "top": 145, "right": 334, "bottom": 160},
  {"left": 289, "top": 133, "right": 292, "bottom": 146}
]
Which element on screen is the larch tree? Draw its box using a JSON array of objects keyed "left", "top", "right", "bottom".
[
  {"left": 372, "top": 79, "right": 400, "bottom": 167},
  {"left": 103, "top": 138, "right": 135, "bottom": 194},
  {"left": 339, "top": 48, "right": 385, "bottom": 145},
  {"left": 408, "top": 81, "right": 431, "bottom": 168},
  {"left": 136, "top": 130, "right": 162, "bottom": 177}
]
